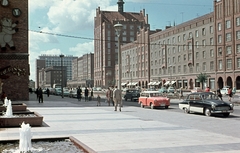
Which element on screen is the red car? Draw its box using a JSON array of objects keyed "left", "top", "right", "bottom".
[{"left": 138, "top": 91, "right": 170, "bottom": 109}]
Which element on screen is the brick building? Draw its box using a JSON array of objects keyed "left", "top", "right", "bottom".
[
  {"left": 94, "top": 0, "right": 149, "bottom": 88},
  {"left": 0, "top": 0, "right": 29, "bottom": 100}
]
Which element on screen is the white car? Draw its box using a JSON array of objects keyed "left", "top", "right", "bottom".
[{"left": 220, "top": 86, "right": 230, "bottom": 95}]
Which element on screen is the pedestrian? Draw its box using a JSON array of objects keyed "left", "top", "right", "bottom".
[
  {"left": 110, "top": 86, "right": 114, "bottom": 106},
  {"left": 77, "top": 87, "right": 82, "bottom": 101},
  {"left": 84, "top": 87, "right": 89, "bottom": 101},
  {"left": 217, "top": 88, "right": 223, "bottom": 100},
  {"left": 178, "top": 87, "right": 183, "bottom": 100},
  {"left": 228, "top": 87, "right": 233, "bottom": 102},
  {"left": 38, "top": 87, "right": 43, "bottom": 103},
  {"left": 90, "top": 88, "right": 93, "bottom": 101},
  {"left": 97, "top": 94, "right": 101, "bottom": 106},
  {"left": 205, "top": 87, "right": 210, "bottom": 92},
  {"left": 113, "top": 86, "right": 122, "bottom": 112},
  {"left": 106, "top": 87, "right": 111, "bottom": 106},
  {"left": 46, "top": 88, "right": 50, "bottom": 97},
  {"left": 35, "top": 87, "right": 39, "bottom": 100}
]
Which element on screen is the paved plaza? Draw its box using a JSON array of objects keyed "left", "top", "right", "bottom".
[{"left": 1, "top": 94, "right": 240, "bottom": 153}]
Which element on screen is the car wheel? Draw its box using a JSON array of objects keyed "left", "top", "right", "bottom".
[
  {"left": 165, "top": 106, "right": 169, "bottom": 109},
  {"left": 140, "top": 102, "right": 144, "bottom": 108},
  {"left": 183, "top": 107, "right": 189, "bottom": 113},
  {"left": 223, "top": 113, "right": 230, "bottom": 117},
  {"left": 150, "top": 103, "right": 154, "bottom": 109},
  {"left": 204, "top": 108, "right": 211, "bottom": 116}
]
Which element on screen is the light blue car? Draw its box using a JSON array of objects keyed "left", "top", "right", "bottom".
[{"left": 159, "top": 87, "right": 167, "bottom": 93}]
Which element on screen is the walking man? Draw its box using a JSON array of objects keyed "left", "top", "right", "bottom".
[
  {"left": 77, "top": 87, "right": 82, "bottom": 101},
  {"left": 38, "top": 87, "right": 43, "bottom": 103},
  {"left": 113, "top": 86, "right": 122, "bottom": 112},
  {"left": 84, "top": 87, "right": 89, "bottom": 102}
]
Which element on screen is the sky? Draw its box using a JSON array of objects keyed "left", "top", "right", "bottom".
[{"left": 29, "top": 0, "right": 214, "bottom": 81}]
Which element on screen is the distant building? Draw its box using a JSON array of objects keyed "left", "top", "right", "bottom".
[
  {"left": 94, "top": 0, "right": 149, "bottom": 88},
  {"left": 36, "top": 55, "right": 77, "bottom": 88},
  {"left": 69, "top": 53, "right": 94, "bottom": 88}
]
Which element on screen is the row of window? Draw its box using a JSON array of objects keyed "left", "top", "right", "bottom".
[
  {"left": 150, "top": 26, "right": 213, "bottom": 49},
  {"left": 217, "top": 17, "right": 240, "bottom": 31}
]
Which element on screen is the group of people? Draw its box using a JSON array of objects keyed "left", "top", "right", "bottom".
[
  {"left": 96, "top": 86, "right": 122, "bottom": 111},
  {"left": 77, "top": 87, "right": 94, "bottom": 102}
]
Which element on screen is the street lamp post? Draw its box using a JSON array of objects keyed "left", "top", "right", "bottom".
[
  {"left": 114, "top": 23, "right": 123, "bottom": 91},
  {"left": 169, "top": 65, "right": 172, "bottom": 86},
  {"left": 60, "top": 54, "right": 64, "bottom": 98}
]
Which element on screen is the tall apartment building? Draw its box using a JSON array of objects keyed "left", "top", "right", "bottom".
[
  {"left": 94, "top": 0, "right": 149, "bottom": 88},
  {"left": 69, "top": 53, "right": 94, "bottom": 88},
  {"left": 122, "top": 13, "right": 215, "bottom": 89},
  {"left": 214, "top": 0, "right": 240, "bottom": 89},
  {"left": 36, "top": 55, "right": 77, "bottom": 88},
  {"left": 121, "top": 0, "right": 240, "bottom": 90}
]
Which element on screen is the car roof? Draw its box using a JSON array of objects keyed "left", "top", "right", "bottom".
[{"left": 142, "top": 91, "right": 160, "bottom": 94}]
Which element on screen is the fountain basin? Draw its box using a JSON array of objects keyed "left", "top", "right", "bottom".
[
  {"left": 0, "top": 112, "right": 43, "bottom": 127},
  {"left": 0, "top": 137, "right": 96, "bottom": 153},
  {"left": 0, "top": 103, "right": 27, "bottom": 112}
]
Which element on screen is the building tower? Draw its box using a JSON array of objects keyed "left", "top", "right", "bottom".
[
  {"left": 94, "top": 0, "right": 149, "bottom": 88},
  {"left": 117, "top": 0, "right": 125, "bottom": 13}
]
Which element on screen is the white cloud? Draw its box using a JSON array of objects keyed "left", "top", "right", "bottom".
[{"left": 69, "top": 41, "right": 94, "bottom": 56}]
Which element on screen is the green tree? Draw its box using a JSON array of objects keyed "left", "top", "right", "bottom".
[{"left": 196, "top": 73, "right": 210, "bottom": 89}]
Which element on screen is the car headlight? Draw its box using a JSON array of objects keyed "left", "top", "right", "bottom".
[
  {"left": 230, "top": 103, "right": 234, "bottom": 108},
  {"left": 211, "top": 104, "right": 216, "bottom": 109}
]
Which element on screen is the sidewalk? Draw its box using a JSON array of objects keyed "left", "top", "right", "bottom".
[{"left": 1, "top": 94, "right": 240, "bottom": 153}]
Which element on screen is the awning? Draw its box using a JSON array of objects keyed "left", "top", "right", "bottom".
[
  {"left": 170, "top": 81, "right": 176, "bottom": 85},
  {"left": 148, "top": 82, "right": 153, "bottom": 85},
  {"left": 127, "top": 82, "right": 138, "bottom": 86},
  {"left": 164, "top": 81, "right": 170, "bottom": 86},
  {"left": 155, "top": 82, "right": 161, "bottom": 85},
  {"left": 121, "top": 83, "right": 127, "bottom": 86}
]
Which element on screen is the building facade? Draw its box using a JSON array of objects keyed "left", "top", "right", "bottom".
[
  {"left": 214, "top": 0, "right": 240, "bottom": 89},
  {"left": 121, "top": 0, "right": 240, "bottom": 91},
  {"left": 0, "top": 0, "right": 29, "bottom": 100},
  {"left": 68, "top": 53, "right": 94, "bottom": 88},
  {"left": 94, "top": 0, "right": 149, "bottom": 88},
  {"left": 36, "top": 55, "right": 77, "bottom": 88}
]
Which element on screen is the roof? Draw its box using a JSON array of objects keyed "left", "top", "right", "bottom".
[
  {"left": 141, "top": 91, "right": 160, "bottom": 94},
  {"left": 101, "top": 11, "right": 146, "bottom": 24}
]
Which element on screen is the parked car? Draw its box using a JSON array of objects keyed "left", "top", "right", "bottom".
[
  {"left": 179, "top": 92, "right": 234, "bottom": 117},
  {"left": 55, "top": 88, "right": 62, "bottom": 96},
  {"left": 191, "top": 87, "right": 203, "bottom": 93},
  {"left": 63, "top": 89, "right": 70, "bottom": 97},
  {"left": 158, "top": 87, "right": 167, "bottom": 93},
  {"left": 124, "top": 89, "right": 140, "bottom": 101},
  {"left": 167, "top": 87, "right": 175, "bottom": 93},
  {"left": 69, "top": 89, "right": 77, "bottom": 98},
  {"left": 138, "top": 91, "right": 170, "bottom": 109}
]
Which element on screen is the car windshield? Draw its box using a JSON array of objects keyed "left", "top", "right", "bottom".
[
  {"left": 149, "top": 93, "right": 163, "bottom": 97},
  {"left": 201, "top": 93, "right": 218, "bottom": 100},
  {"left": 127, "top": 90, "right": 139, "bottom": 93}
]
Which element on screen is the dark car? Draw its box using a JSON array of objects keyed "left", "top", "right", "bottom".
[
  {"left": 179, "top": 92, "right": 234, "bottom": 117},
  {"left": 124, "top": 89, "right": 140, "bottom": 101}
]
